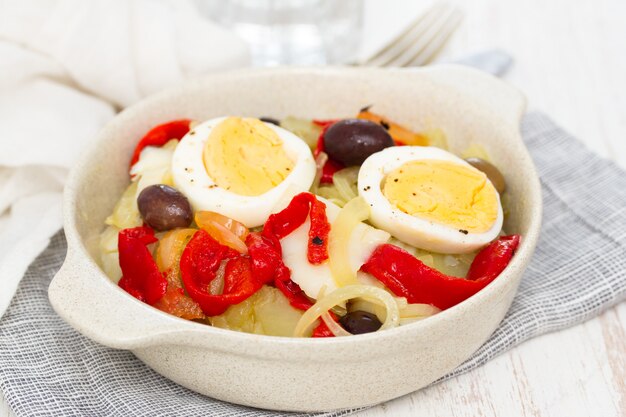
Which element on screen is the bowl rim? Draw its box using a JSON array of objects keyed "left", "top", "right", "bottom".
[{"left": 54, "top": 65, "right": 542, "bottom": 356}]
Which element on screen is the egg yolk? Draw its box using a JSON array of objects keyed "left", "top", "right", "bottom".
[
  {"left": 203, "top": 117, "right": 294, "bottom": 196},
  {"left": 382, "top": 160, "right": 498, "bottom": 233}
]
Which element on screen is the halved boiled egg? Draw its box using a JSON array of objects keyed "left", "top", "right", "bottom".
[
  {"left": 358, "top": 146, "right": 503, "bottom": 254},
  {"left": 172, "top": 117, "right": 316, "bottom": 227}
]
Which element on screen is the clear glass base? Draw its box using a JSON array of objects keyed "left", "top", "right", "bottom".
[{"left": 197, "top": 0, "right": 363, "bottom": 66}]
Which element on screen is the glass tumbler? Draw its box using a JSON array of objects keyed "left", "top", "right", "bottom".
[{"left": 197, "top": 0, "right": 363, "bottom": 66}]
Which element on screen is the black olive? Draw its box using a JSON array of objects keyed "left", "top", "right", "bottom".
[
  {"left": 259, "top": 117, "right": 280, "bottom": 126},
  {"left": 339, "top": 310, "right": 383, "bottom": 335},
  {"left": 323, "top": 119, "right": 394, "bottom": 166},
  {"left": 465, "top": 157, "right": 506, "bottom": 194},
  {"left": 137, "top": 184, "right": 193, "bottom": 231}
]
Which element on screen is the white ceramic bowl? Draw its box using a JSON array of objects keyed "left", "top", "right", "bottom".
[{"left": 49, "top": 66, "right": 542, "bottom": 412}]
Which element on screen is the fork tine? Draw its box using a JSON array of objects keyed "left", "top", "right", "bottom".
[
  {"left": 362, "top": 2, "right": 449, "bottom": 67},
  {"left": 386, "top": 5, "right": 461, "bottom": 67},
  {"left": 407, "top": 10, "right": 464, "bottom": 66}
]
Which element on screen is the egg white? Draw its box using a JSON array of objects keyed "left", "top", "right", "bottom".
[
  {"left": 358, "top": 146, "right": 503, "bottom": 254},
  {"left": 171, "top": 117, "right": 316, "bottom": 228},
  {"left": 278, "top": 197, "right": 389, "bottom": 300}
]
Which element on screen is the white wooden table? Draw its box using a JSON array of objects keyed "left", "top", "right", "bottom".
[{"left": 1, "top": 0, "right": 624, "bottom": 416}]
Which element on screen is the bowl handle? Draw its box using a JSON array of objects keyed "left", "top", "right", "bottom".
[
  {"left": 401, "top": 64, "right": 527, "bottom": 130},
  {"left": 49, "top": 247, "right": 199, "bottom": 350}
]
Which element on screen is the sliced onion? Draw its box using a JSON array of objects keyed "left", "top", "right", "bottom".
[
  {"left": 315, "top": 285, "right": 352, "bottom": 337},
  {"left": 332, "top": 167, "right": 359, "bottom": 203},
  {"left": 444, "top": 255, "right": 459, "bottom": 267},
  {"left": 321, "top": 312, "right": 351, "bottom": 337},
  {"left": 400, "top": 303, "right": 440, "bottom": 318},
  {"left": 155, "top": 228, "right": 196, "bottom": 272},
  {"left": 210, "top": 220, "right": 248, "bottom": 254},
  {"left": 328, "top": 197, "right": 370, "bottom": 287},
  {"left": 293, "top": 285, "right": 400, "bottom": 337},
  {"left": 209, "top": 259, "right": 228, "bottom": 295},
  {"left": 330, "top": 304, "right": 347, "bottom": 317},
  {"left": 394, "top": 297, "right": 409, "bottom": 310},
  {"left": 311, "top": 152, "right": 329, "bottom": 192}
]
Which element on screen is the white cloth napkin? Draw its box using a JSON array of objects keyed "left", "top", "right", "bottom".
[{"left": 0, "top": 0, "right": 250, "bottom": 316}]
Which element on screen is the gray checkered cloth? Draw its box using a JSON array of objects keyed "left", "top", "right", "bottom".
[{"left": 0, "top": 112, "right": 625, "bottom": 417}]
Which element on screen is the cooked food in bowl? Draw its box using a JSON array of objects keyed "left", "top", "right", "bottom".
[
  {"left": 100, "top": 109, "right": 520, "bottom": 338},
  {"left": 49, "top": 67, "right": 540, "bottom": 411}
]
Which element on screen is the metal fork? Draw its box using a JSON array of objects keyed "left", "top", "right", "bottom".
[{"left": 361, "top": 2, "right": 463, "bottom": 67}]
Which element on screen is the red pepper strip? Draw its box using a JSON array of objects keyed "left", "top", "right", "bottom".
[
  {"left": 253, "top": 219, "right": 334, "bottom": 337},
  {"left": 311, "top": 312, "right": 338, "bottom": 338},
  {"left": 361, "top": 235, "right": 521, "bottom": 310},
  {"left": 246, "top": 230, "right": 313, "bottom": 310},
  {"left": 118, "top": 226, "right": 167, "bottom": 305},
  {"left": 180, "top": 231, "right": 299, "bottom": 316},
  {"left": 129, "top": 119, "right": 191, "bottom": 168},
  {"left": 256, "top": 192, "right": 334, "bottom": 335},
  {"left": 466, "top": 235, "right": 521, "bottom": 281},
  {"left": 245, "top": 233, "right": 284, "bottom": 285},
  {"left": 152, "top": 219, "right": 330, "bottom": 327},
  {"left": 274, "top": 266, "right": 314, "bottom": 311},
  {"left": 312, "top": 119, "right": 338, "bottom": 127},
  {"left": 262, "top": 192, "right": 330, "bottom": 264},
  {"left": 313, "top": 120, "right": 342, "bottom": 183},
  {"left": 221, "top": 257, "right": 257, "bottom": 297},
  {"left": 180, "top": 230, "right": 259, "bottom": 316},
  {"left": 272, "top": 268, "right": 334, "bottom": 337}
]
